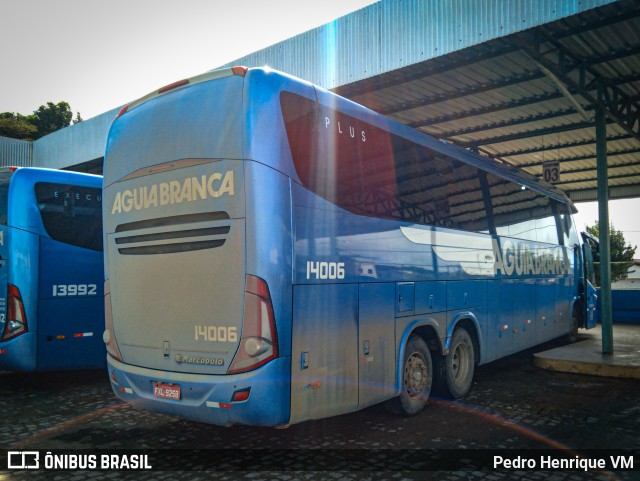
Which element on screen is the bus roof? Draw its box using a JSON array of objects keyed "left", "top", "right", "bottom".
[{"left": 114, "top": 66, "right": 574, "bottom": 209}]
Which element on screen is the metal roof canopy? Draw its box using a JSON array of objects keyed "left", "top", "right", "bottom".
[
  {"left": 332, "top": 0, "right": 640, "bottom": 204},
  {"left": 328, "top": 1, "right": 640, "bottom": 354},
  {"left": 224, "top": 0, "right": 640, "bottom": 355}
]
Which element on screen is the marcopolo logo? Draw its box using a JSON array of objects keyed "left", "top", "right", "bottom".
[
  {"left": 111, "top": 170, "right": 235, "bottom": 214},
  {"left": 175, "top": 353, "right": 225, "bottom": 366}
]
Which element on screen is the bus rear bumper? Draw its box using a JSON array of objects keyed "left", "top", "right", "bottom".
[
  {"left": 0, "top": 332, "right": 37, "bottom": 372},
  {"left": 107, "top": 355, "right": 291, "bottom": 427}
]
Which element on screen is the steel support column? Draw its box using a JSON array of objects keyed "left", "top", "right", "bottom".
[{"left": 596, "top": 102, "right": 613, "bottom": 354}]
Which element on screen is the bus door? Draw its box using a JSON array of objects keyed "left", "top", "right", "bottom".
[{"left": 580, "top": 232, "right": 598, "bottom": 329}]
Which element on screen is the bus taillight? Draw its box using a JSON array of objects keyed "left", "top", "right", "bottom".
[
  {"left": 103, "top": 281, "right": 123, "bottom": 361},
  {"left": 2, "top": 284, "right": 27, "bottom": 341},
  {"left": 228, "top": 275, "right": 279, "bottom": 374}
]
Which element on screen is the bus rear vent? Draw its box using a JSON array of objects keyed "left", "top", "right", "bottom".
[{"left": 114, "top": 212, "right": 230, "bottom": 255}]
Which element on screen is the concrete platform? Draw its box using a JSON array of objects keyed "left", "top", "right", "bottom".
[{"left": 534, "top": 323, "right": 640, "bottom": 378}]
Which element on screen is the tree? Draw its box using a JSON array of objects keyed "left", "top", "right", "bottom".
[
  {"left": 0, "top": 113, "right": 37, "bottom": 140},
  {"left": 0, "top": 101, "right": 80, "bottom": 141},
  {"left": 586, "top": 221, "right": 637, "bottom": 284},
  {"left": 31, "top": 101, "right": 73, "bottom": 138}
]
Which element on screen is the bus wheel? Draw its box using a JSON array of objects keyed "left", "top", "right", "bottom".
[
  {"left": 386, "top": 335, "right": 432, "bottom": 416},
  {"left": 567, "top": 305, "right": 580, "bottom": 343},
  {"left": 443, "top": 327, "right": 475, "bottom": 399}
]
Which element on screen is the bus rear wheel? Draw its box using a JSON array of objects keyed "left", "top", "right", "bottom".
[
  {"left": 386, "top": 335, "right": 432, "bottom": 416},
  {"left": 443, "top": 327, "right": 475, "bottom": 399}
]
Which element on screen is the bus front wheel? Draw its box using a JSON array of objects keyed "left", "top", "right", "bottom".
[
  {"left": 567, "top": 305, "right": 580, "bottom": 343},
  {"left": 443, "top": 327, "right": 475, "bottom": 399},
  {"left": 386, "top": 335, "right": 432, "bottom": 416}
]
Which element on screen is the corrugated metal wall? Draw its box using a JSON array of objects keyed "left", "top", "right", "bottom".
[
  {"left": 32, "top": 107, "right": 118, "bottom": 170},
  {"left": 220, "top": 0, "right": 617, "bottom": 89},
  {"left": 0, "top": 136, "right": 33, "bottom": 167}
]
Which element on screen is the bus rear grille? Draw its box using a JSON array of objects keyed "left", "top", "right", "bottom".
[{"left": 114, "top": 212, "right": 231, "bottom": 255}]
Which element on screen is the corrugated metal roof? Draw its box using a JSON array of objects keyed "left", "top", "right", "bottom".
[
  {"left": 332, "top": 1, "right": 640, "bottom": 203},
  {"left": 220, "top": 0, "right": 638, "bottom": 202}
]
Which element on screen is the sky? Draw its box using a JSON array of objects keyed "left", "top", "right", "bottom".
[
  {"left": 2, "top": 0, "right": 378, "bottom": 119},
  {"left": 2, "top": 0, "right": 639, "bottom": 254},
  {"left": 573, "top": 199, "right": 640, "bottom": 254}
]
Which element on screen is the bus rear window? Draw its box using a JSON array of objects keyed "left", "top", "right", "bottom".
[{"left": 35, "top": 182, "right": 103, "bottom": 251}]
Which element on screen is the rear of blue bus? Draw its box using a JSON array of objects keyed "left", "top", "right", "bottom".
[
  {"left": 0, "top": 168, "right": 104, "bottom": 371},
  {"left": 103, "top": 68, "right": 292, "bottom": 426}
]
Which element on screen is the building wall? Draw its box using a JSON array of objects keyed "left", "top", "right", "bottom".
[
  {"left": 0, "top": 136, "right": 33, "bottom": 167},
  {"left": 32, "top": 108, "right": 118, "bottom": 170}
]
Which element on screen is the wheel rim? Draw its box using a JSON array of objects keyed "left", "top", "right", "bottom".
[
  {"left": 404, "top": 351, "right": 427, "bottom": 398},
  {"left": 451, "top": 343, "right": 469, "bottom": 384}
]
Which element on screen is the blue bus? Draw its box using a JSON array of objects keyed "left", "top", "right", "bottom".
[
  {"left": 0, "top": 167, "right": 105, "bottom": 372},
  {"left": 103, "top": 67, "right": 597, "bottom": 426}
]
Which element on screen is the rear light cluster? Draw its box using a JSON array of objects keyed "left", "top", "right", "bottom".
[
  {"left": 103, "top": 281, "right": 123, "bottom": 361},
  {"left": 228, "top": 275, "right": 278, "bottom": 374},
  {"left": 2, "top": 284, "right": 27, "bottom": 341}
]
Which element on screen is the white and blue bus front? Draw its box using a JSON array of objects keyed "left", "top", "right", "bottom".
[{"left": 103, "top": 68, "right": 291, "bottom": 426}]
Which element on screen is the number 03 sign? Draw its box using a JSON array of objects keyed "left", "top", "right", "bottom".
[{"left": 543, "top": 161, "right": 560, "bottom": 184}]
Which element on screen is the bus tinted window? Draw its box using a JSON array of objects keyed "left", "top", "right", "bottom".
[
  {"left": 35, "top": 182, "right": 103, "bottom": 251},
  {"left": 281, "top": 91, "right": 489, "bottom": 232},
  {"left": 0, "top": 171, "right": 11, "bottom": 225},
  {"left": 280, "top": 91, "right": 364, "bottom": 214},
  {"left": 487, "top": 173, "right": 559, "bottom": 244}
]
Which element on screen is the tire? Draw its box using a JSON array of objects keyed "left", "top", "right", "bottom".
[
  {"left": 566, "top": 305, "right": 580, "bottom": 344},
  {"left": 386, "top": 335, "right": 432, "bottom": 416},
  {"left": 443, "top": 327, "right": 475, "bottom": 399}
]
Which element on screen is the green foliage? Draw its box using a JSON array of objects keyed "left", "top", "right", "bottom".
[
  {"left": 0, "top": 116, "right": 37, "bottom": 140},
  {"left": 0, "top": 101, "right": 81, "bottom": 140},
  {"left": 31, "top": 101, "right": 73, "bottom": 138},
  {"left": 586, "top": 221, "right": 637, "bottom": 283}
]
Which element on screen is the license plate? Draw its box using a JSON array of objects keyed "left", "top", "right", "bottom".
[{"left": 153, "top": 382, "right": 181, "bottom": 400}]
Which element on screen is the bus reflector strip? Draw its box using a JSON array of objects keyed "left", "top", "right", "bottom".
[
  {"left": 74, "top": 332, "right": 94, "bottom": 338},
  {"left": 206, "top": 401, "right": 233, "bottom": 410}
]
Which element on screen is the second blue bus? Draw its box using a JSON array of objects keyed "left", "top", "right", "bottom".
[{"left": 0, "top": 167, "right": 105, "bottom": 371}]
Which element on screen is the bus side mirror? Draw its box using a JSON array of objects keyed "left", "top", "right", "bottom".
[{"left": 581, "top": 232, "right": 600, "bottom": 263}]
